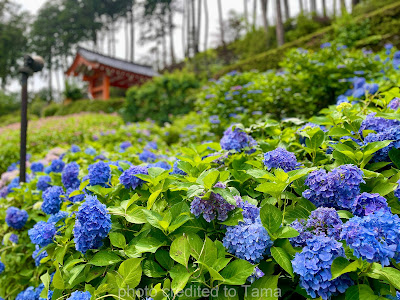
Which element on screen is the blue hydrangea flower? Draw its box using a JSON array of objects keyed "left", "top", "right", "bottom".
[
  {"left": 9, "top": 233, "right": 19, "bottom": 244},
  {"left": 364, "top": 125, "right": 400, "bottom": 162},
  {"left": 31, "top": 162, "right": 44, "bottom": 173},
  {"left": 292, "top": 236, "right": 353, "bottom": 300},
  {"left": 28, "top": 221, "right": 57, "bottom": 247},
  {"left": 50, "top": 159, "right": 65, "bottom": 173},
  {"left": 341, "top": 210, "right": 400, "bottom": 266},
  {"left": 388, "top": 98, "right": 400, "bottom": 110},
  {"left": 66, "top": 291, "right": 91, "bottom": 300},
  {"left": 84, "top": 147, "right": 96, "bottom": 155},
  {"left": 0, "top": 186, "right": 8, "bottom": 198},
  {"left": 148, "top": 161, "right": 171, "bottom": 170},
  {"left": 7, "top": 162, "right": 18, "bottom": 172},
  {"left": 32, "top": 245, "right": 48, "bottom": 266},
  {"left": 42, "top": 186, "right": 65, "bottom": 215},
  {"left": 119, "top": 166, "right": 148, "bottom": 190},
  {"left": 302, "top": 165, "right": 365, "bottom": 209},
  {"left": 145, "top": 141, "right": 158, "bottom": 150},
  {"left": 170, "top": 160, "right": 186, "bottom": 175},
  {"left": 352, "top": 192, "right": 390, "bottom": 217},
  {"left": 395, "top": 180, "right": 400, "bottom": 201},
  {"left": 87, "top": 161, "right": 111, "bottom": 187},
  {"left": 190, "top": 182, "right": 235, "bottom": 222},
  {"left": 139, "top": 149, "right": 157, "bottom": 162},
  {"left": 263, "top": 147, "right": 301, "bottom": 172},
  {"left": 210, "top": 115, "right": 220, "bottom": 124},
  {"left": 16, "top": 286, "right": 37, "bottom": 300},
  {"left": 48, "top": 211, "right": 69, "bottom": 224},
  {"left": 119, "top": 141, "right": 132, "bottom": 152},
  {"left": 235, "top": 196, "right": 259, "bottom": 222},
  {"left": 289, "top": 207, "right": 343, "bottom": 247},
  {"left": 37, "top": 175, "right": 51, "bottom": 191},
  {"left": 62, "top": 162, "right": 80, "bottom": 190},
  {"left": 73, "top": 195, "right": 112, "bottom": 254},
  {"left": 248, "top": 266, "right": 264, "bottom": 283},
  {"left": 223, "top": 216, "right": 273, "bottom": 263},
  {"left": 359, "top": 113, "right": 400, "bottom": 137},
  {"left": 0, "top": 260, "right": 4, "bottom": 274},
  {"left": 8, "top": 177, "right": 21, "bottom": 193},
  {"left": 5, "top": 207, "right": 28, "bottom": 229},
  {"left": 220, "top": 126, "right": 257, "bottom": 152},
  {"left": 71, "top": 145, "right": 81, "bottom": 153}
]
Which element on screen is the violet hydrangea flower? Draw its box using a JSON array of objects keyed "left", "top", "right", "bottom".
[
  {"left": 87, "top": 161, "right": 111, "bottom": 187},
  {"left": 37, "top": 175, "right": 51, "bottom": 191},
  {"left": 352, "top": 192, "right": 390, "bottom": 217},
  {"left": 119, "top": 166, "right": 148, "bottom": 190},
  {"left": 263, "top": 147, "right": 301, "bottom": 172},
  {"left": 5, "top": 207, "right": 28, "bottom": 229},
  {"left": 220, "top": 125, "right": 257, "bottom": 152},
  {"left": 62, "top": 162, "right": 80, "bottom": 190},
  {"left": 42, "top": 186, "right": 65, "bottom": 215}
]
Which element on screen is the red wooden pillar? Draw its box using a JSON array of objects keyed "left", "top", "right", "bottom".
[{"left": 103, "top": 75, "right": 110, "bottom": 100}]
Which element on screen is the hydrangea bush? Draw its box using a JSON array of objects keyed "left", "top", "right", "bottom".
[{"left": 0, "top": 45, "right": 400, "bottom": 300}]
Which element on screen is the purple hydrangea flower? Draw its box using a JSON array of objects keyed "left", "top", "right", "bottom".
[
  {"left": 359, "top": 113, "right": 400, "bottom": 137},
  {"left": 28, "top": 221, "right": 57, "bottom": 247},
  {"left": 340, "top": 210, "right": 400, "bottom": 266},
  {"left": 395, "top": 180, "right": 400, "bottom": 201},
  {"left": 364, "top": 125, "right": 400, "bottom": 162},
  {"left": 235, "top": 196, "right": 259, "bottom": 222},
  {"left": 352, "top": 192, "right": 390, "bottom": 217},
  {"left": 119, "top": 166, "right": 148, "bottom": 190},
  {"left": 302, "top": 165, "right": 365, "bottom": 209},
  {"left": 31, "top": 162, "right": 44, "bottom": 173},
  {"left": 388, "top": 98, "right": 400, "bottom": 110},
  {"left": 263, "top": 147, "right": 301, "bottom": 172},
  {"left": 37, "top": 175, "right": 52, "bottom": 191},
  {"left": 139, "top": 149, "right": 157, "bottom": 162},
  {"left": 32, "top": 245, "right": 48, "bottom": 266},
  {"left": 73, "top": 195, "right": 111, "bottom": 254},
  {"left": 5, "top": 207, "right": 28, "bottom": 229},
  {"left": 292, "top": 236, "right": 353, "bottom": 300},
  {"left": 190, "top": 182, "right": 235, "bottom": 222},
  {"left": 289, "top": 207, "right": 343, "bottom": 247},
  {"left": 9, "top": 233, "right": 19, "bottom": 244},
  {"left": 71, "top": 145, "right": 81, "bottom": 153},
  {"left": 220, "top": 126, "right": 257, "bottom": 152},
  {"left": 87, "top": 161, "right": 111, "bottom": 187},
  {"left": 120, "top": 141, "right": 132, "bottom": 152},
  {"left": 145, "top": 141, "right": 158, "bottom": 150},
  {"left": 50, "top": 159, "right": 65, "bottom": 173},
  {"left": 62, "top": 162, "right": 80, "bottom": 190},
  {"left": 247, "top": 266, "right": 264, "bottom": 283},
  {"left": 42, "top": 186, "right": 65, "bottom": 215}
]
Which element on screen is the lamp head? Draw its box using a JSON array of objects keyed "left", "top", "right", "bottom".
[{"left": 24, "top": 55, "right": 44, "bottom": 73}]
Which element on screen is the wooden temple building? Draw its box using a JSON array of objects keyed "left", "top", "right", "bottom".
[{"left": 66, "top": 47, "right": 158, "bottom": 99}]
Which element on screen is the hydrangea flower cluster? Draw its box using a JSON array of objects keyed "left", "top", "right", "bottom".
[
  {"left": 248, "top": 267, "right": 264, "bottom": 283},
  {"left": 364, "top": 125, "right": 400, "bottom": 162},
  {"left": 37, "top": 175, "right": 51, "bottom": 191},
  {"left": 9, "top": 233, "right": 19, "bottom": 244},
  {"left": 84, "top": 147, "right": 96, "bottom": 155},
  {"left": 28, "top": 221, "right": 57, "bottom": 247},
  {"left": 139, "top": 149, "right": 157, "bottom": 162},
  {"left": 148, "top": 161, "right": 171, "bottom": 170},
  {"left": 73, "top": 195, "right": 111, "bottom": 254},
  {"left": 388, "top": 98, "right": 400, "bottom": 110},
  {"left": 340, "top": 210, "right": 400, "bottom": 266},
  {"left": 223, "top": 217, "right": 273, "bottom": 263},
  {"left": 0, "top": 260, "right": 4, "bottom": 274},
  {"left": 292, "top": 236, "right": 353, "bottom": 300},
  {"left": 220, "top": 126, "right": 257, "bottom": 152},
  {"left": 302, "top": 165, "right": 365, "bottom": 209},
  {"left": 66, "top": 291, "right": 91, "bottom": 300},
  {"left": 289, "top": 207, "right": 343, "bottom": 247},
  {"left": 263, "top": 147, "right": 301, "bottom": 172},
  {"left": 395, "top": 180, "right": 400, "bottom": 201},
  {"left": 87, "top": 161, "right": 111, "bottom": 187},
  {"left": 48, "top": 211, "right": 69, "bottom": 224},
  {"left": 50, "top": 159, "right": 65, "bottom": 173},
  {"left": 5, "top": 207, "right": 28, "bottom": 229},
  {"left": 70, "top": 145, "right": 81, "bottom": 153},
  {"left": 62, "top": 162, "right": 80, "bottom": 190},
  {"left": 32, "top": 245, "right": 48, "bottom": 266},
  {"left": 42, "top": 186, "right": 65, "bottom": 215},
  {"left": 235, "top": 196, "right": 259, "bottom": 222},
  {"left": 119, "top": 166, "right": 148, "bottom": 190},
  {"left": 190, "top": 182, "right": 235, "bottom": 222},
  {"left": 30, "top": 162, "right": 44, "bottom": 173},
  {"left": 352, "top": 192, "right": 390, "bottom": 217},
  {"left": 145, "top": 141, "right": 158, "bottom": 150},
  {"left": 119, "top": 141, "right": 132, "bottom": 152},
  {"left": 15, "top": 286, "right": 37, "bottom": 300},
  {"left": 170, "top": 160, "right": 186, "bottom": 175},
  {"left": 359, "top": 113, "right": 400, "bottom": 137}
]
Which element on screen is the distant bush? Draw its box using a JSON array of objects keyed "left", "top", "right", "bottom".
[
  {"left": 123, "top": 71, "right": 200, "bottom": 124},
  {"left": 0, "top": 91, "right": 19, "bottom": 116}
]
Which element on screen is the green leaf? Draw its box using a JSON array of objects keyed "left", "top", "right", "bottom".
[
  {"left": 256, "top": 182, "right": 288, "bottom": 199},
  {"left": 67, "top": 264, "right": 85, "bottom": 285},
  {"left": 220, "top": 260, "right": 255, "bottom": 285},
  {"left": 116, "top": 258, "right": 143, "bottom": 289},
  {"left": 125, "top": 206, "right": 147, "bottom": 224},
  {"left": 170, "top": 235, "right": 190, "bottom": 268},
  {"left": 52, "top": 265, "right": 65, "bottom": 289},
  {"left": 148, "top": 189, "right": 162, "bottom": 209},
  {"left": 260, "top": 204, "right": 283, "bottom": 234},
  {"left": 275, "top": 226, "right": 299, "bottom": 239},
  {"left": 202, "top": 169, "right": 220, "bottom": 190},
  {"left": 170, "top": 265, "right": 192, "bottom": 294},
  {"left": 40, "top": 273, "right": 51, "bottom": 299},
  {"left": 389, "top": 148, "right": 400, "bottom": 169},
  {"left": 307, "top": 129, "right": 325, "bottom": 150},
  {"left": 244, "top": 275, "right": 280, "bottom": 300},
  {"left": 337, "top": 210, "right": 354, "bottom": 219},
  {"left": 328, "top": 127, "right": 351, "bottom": 137},
  {"left": 143, "top": 260, "right": 167, "bottom": 278},
  {"left": 198, "top": 237, "right": 218, "bottom": 267},
  {"left": 109, "top": 232, "right": 126, "bottom": 249},
  {"left": 372, "top": 181, "right": 397, "bottom": 196},
  {"left": 345, "top": 284, "right": 378, "bottom": 300},
  {"left": 89, "top": 251, "right": 122, "bottom": 266},
  {"left": 220, "top": 208, "right": 244, "bottom": 226},
  {"left": 270, "top": 247, "right": 293, "bottom": 278},
  {"left": 368, "top": 266, "right": 400, "bottom": 290},
  {"left": 331, "top": 257, "right": 360, "bottom": 280}
]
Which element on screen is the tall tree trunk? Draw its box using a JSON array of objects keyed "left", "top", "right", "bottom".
[
  {"left": 322, "top": 0, "right": 327, "bottom": 17},
  {"left": 168, "top": 7, "right": 176, "bottom": 64},
  {"left": 283, "top": 0, "right": 289, "bottom": 20},
  {"left": 299, "top": 0, "right": 303, "bottom": 13},
  {"left": 186, "top": 0, "right": 192, "bottom": 56},
  {"left": 182, "top": 0, "right": 187, "bottom": 57},
  {"left": 125, "top": 17, "right": 129, "bottom": 60},
  {"left": 310, "top": 0, "right": 317, "bottom": 13},
  {"left": 48, "top": 50, "right": 53, "bottom": 101},
  {"left": 260, "top": 0, "right": 269, "bottom": 48},
  {"left": 244, "top": 0, "right": 249, "bottom": 32},
  {"left": 333, "top": 0, "right": 337, "bottom": 17},
  {"left": 252, "top": 0, "right": 257, "bottom": 29},
  {"left": 130, "top": 7, "right": 135, "bottom": 62},
  {"left": 191, "top": 0, "right": 196, "bottom": 54},
  {"left": 217, "top": 0, "right": 225, "bottom": 46},
  {"left": 195, "top": 0, "right": 201, "bottom": 54},
  {"left": 204, "top": 0, "right": 209, "bottom": 51},
  {"left": 161, "top": 23, "right": 167, "bottom": 68},
  {"left": 275, "top": 0, "right": 284, "bottom": 47},
  {"left": 340, "top": 0, "right": 347, "bottom": 14}
]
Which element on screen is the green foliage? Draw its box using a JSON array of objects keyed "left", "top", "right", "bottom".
[
  {"left": 123, "top": 71, "right": 200, "bottom": 124},
  {"left": 331, "top": 13, "right": 371, "bottom": 47},
  {"left": 0, "top": 91, "right": 19, "bottom": 115},
  {"left": 63, "top": 80, "right": 85, "bottom": 101}
]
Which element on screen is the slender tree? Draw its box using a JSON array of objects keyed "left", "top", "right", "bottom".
[
  {"left": 217, "top": 0, "right": 225, "bottom": 46},
  {"left": 283, "top": 0, "right": 289, "bottom": 20},
  {"left": 260, "top": 0, "right": 269, "bottom": 47},
  {"left": 322, "top": 0, "right": 327, "bottom": 17},
  {"left": 310, "top": 0, "right": 317, "bottom": 13},
  {"left": 182, "top": 0, "right": 187, "bottom": 57},
  {"left": 275, "top": 0, "right": 284, "bottom": 46},
  {"left": 243, "top": 0, "right": 249, "bottom": 31},
  {"left": 252, "top": 0, "right": 257, "bottom": 29},
  {"left": 299, "top": 0, "right": 304, "bottom": 13},
  {"left": 130, "top": 6, "right": 135, "bottom": 62},
  {"left": 333, "top": 0, "right": 337, "bottom": 16},
  {"left": 195, "top": 0, "right": 201, "bottom": 54},
  {"left": 204, "top": 0, "right": 209, "bottom": 51},
  {"left": 168, "top": 5, "right": 176, "bottom": 64},
  {"left": 340, "top": 0, "right": 347, "bottom": 14}
]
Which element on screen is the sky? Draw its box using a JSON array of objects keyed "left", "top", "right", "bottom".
[{"left": 11, "top": 0, "right": 352, "bottom": 95}]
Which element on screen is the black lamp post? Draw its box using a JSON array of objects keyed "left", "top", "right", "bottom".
[{"left": 19, "top": 55, "right": 44, "bottom": 183}]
